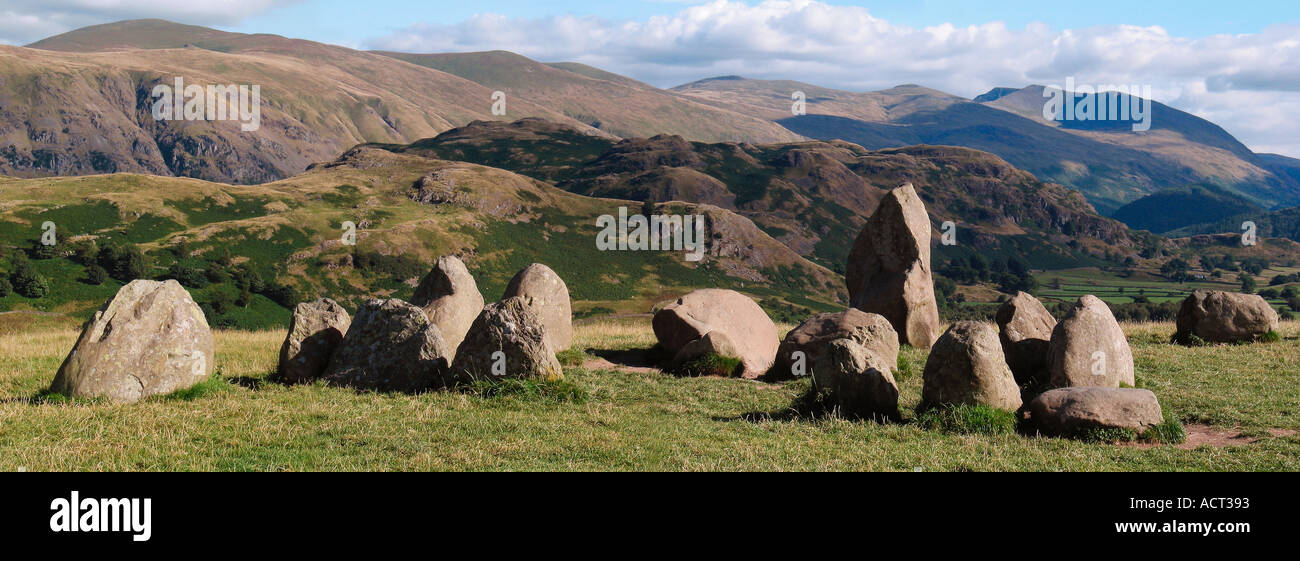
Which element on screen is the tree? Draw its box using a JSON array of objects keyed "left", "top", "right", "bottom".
[
  {"left": 1239, "top": 272, "right": 1257, "bottom": 294},
  {"left": 98, "top": 242, "right": 148, "bottom": 281},
  {"left": 11, "top": 262, "right": 49, "bottom": 298},
  {"left": 84, "top": 264, "right": 108, "bottom": 286},
  {"left": 0, "top": 276, "right": 11, "bottom": 297},
  {"left": 1160, "top": 258, "right": 1191, "bottom": 282}
]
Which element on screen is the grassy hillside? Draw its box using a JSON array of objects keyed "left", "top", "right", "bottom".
[
  {"left": 1112, "top": 184, "right": 1265, "bottom": 234},
  {"left": 2, "top": 317, "right": 1297, "bottom": 471},
  {"left": 0, "top": 147, "right": 843, "bottom": 329}
]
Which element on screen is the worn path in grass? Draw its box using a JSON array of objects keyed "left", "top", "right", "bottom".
[{"left": 1, "top": 318, "right": 1297, "bottom": 471}]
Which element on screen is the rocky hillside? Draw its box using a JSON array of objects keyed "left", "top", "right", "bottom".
[
  {"left": 380, "top": 118, "right": 1144, "bottom": 273},
  {"left": 0, "top": 146, "right": 843, "bottom": 328}
]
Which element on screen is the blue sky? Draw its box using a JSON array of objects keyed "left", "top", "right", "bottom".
[{"left": 2, "top": 0, "right": 1299, "bottom": 155}]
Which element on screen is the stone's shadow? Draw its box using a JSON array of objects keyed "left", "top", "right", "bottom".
[
  {"left": 588, "top": 346, "right": 666, "bottom": 370},
  {"left": 228, "top": 373, "right": 274, "bottom": 390},
  {"left": 716, "top": 385, "right": 901, "bottom": 425}
]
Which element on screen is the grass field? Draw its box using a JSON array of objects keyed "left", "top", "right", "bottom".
[{"left": 1, "top": 315, "right": 1298, "bottom": 471}]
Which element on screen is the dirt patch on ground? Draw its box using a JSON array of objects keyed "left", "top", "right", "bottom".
[
  {"left": 1123, "top": 424, "right": 1298, "bottom": 450},
  {"left": 581, "top": 357, "right": 661, "bottom": 375}
]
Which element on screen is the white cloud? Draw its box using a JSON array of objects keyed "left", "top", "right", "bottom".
[
  {"left": 368, "top": 0, "right": 1300, "bottom": 158},
  {"left": 0, "top": 0, "right": 296, "bottom": 45}
]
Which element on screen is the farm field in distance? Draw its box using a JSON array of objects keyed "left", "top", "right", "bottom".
[{"left": 2, "top": 313, "right": 1296, "bottom": 472}]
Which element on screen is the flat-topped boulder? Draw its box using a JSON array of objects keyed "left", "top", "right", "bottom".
[
  {"left": 502, "top": 263, "right": 572, "bottom": 351},
  {"left": 1047, "top": 295, "right": 1135, "bottom": 388},
  {"left": 322, "top": 299, "right": 450, "bottom": 392},
  {"left": 277, "top": 298, "right": 350, "bottom": 383},
  {"left": 920, "top": 322, "right": 1022, "bottom": 412},
  {"left": 411, "top": 255, "right": 485, "bottom": 358},
  {"left": 51, "top": 280, "right": 214, "bottom": 404},
  {"left": 995, "top": 291, "right": 1056, "bottom": 385},
  {"left": 846, "top": 183, "right": 940, "bottom": 348},
  {"left": 1029, "top": 387, "right": 1163, "bottom": 437},
  {"left": 652, "top": 288, "right": 779, "bottom": 379},
  {"left": 1175, "top": 290, "right": 1278, "bottom": 343},
  {"left": 450, "top": 296, "right": 563, "bottom": 383},
  {"left": 774, "top": 309, "right": 898, "bottom": 380}
]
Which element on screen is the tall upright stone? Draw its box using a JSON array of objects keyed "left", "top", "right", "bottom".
[
  {"left": 1047, "top": 295, "right": 1135, "bottom": 388},
  {"left": 51, "top": 280, "right": 214, "bottom": 404},
  {"left": 411, "top": 255, "right": 485, "bottom": 359},
  {"left": 995, "top": 291, "right": 1057, "bottom": 385},
  {"left": 846, "top": 183, "right": 940, "bottom": 348},
  {"left": 502, "top": 263, "right": 573, "bottom": 351}
]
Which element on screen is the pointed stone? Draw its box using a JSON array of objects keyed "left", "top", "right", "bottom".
[
  {"left": 502, "top": 263, "right": 573, "bottom": 351},
  {"left": 411, "top": 255, "right": 484, "bottom": 359},
  {"left": 846, "top": 183, "right": 940, "bottom": 348}
]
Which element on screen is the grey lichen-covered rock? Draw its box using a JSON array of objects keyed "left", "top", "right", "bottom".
[
  {"left": 502, "top": 263, "right": 572, "bottom": 351},
  {"left": 1047, "top": 295, "right": 1135, "bottom": 388},
  {"left": 411, "top": 255, "right": 485, "bottom": 358},
  {"left": 51, "top": 280, "right": 214, "bottom": 404},
  {"left": 1175, "top": 290, "right": 1278, "bottom": 343},
  {"left": 995, "top": 291, "right": 1057, "bottom": 385},
  {"left": 277, "top": 298, "right": 350, "bottom": 383},
  {"left": 450, "top": 297, "right": 564, "bottom": 383},
  {"left": 920, "top": 321, "right": 1022, "bottom": 412},
  {"left": 1029, "top": 387, "right": 1163, "bottom": 436},
  {"left": 322, "top": 299, "right": 450, "bottom": 392},
  {"left": 652, "top": 288, "right": 779, "bottom": 379},
  {"left": 774, "top": 309, "right": 899, "bottom": 380},
  {"left": 812, "top": 338, "right": 900, "bottom": 421},
  {"left": 846, "top": 183, "right": 941, "bottom": 348}
]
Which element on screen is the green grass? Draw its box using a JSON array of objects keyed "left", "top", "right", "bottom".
[
  {"left": 1, "top": 320, "right": 1298, "bottom": 471},
  {"left": 914, "top": 403, "right": 1019, "bottom": 436},
  {"left": 671, "top": 353, "right": 743, "bottom": 378}
]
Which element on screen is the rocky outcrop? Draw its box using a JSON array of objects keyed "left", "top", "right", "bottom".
[
  {"left": 1175, "top": 290, "right": 1279, "bottom": 343},
  {"left": 920, "top": 322, "right": 1022, "bottom": 411},
  {"left": 322, "top": 299, "right": 450, "bottom": 392},
  {"left": 1047, "top": 296, "right": 1135, "bottom": 388},
  {"left": 411, "top": 255, "right": 485, "bottom": 358},
  {"left": 450, "top": 297, "right": 563, "bottom": 383},
  {"left": 51, "top": 280, "right": 214, "bottom": 404},
  {"left": 995, "top": 291, "right": 1056, "bottom": 385},
  {"left": 652, "top": 289, "right": 779, "bottom": 379},
  {"left": 277, "top": 298, "right": 350, "bottom": 383},
  {"left": 502, "top": 263, "right": 573, "bottom": 351},
  {"left": 846, "top": 183, "right": 941, "bottom": 348}
]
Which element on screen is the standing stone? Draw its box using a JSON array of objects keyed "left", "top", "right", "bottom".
[
  {"left": 774, "top": 309, "right": 899, "bottom": 380},
  {"left": 51, "top": 280, "right": 214, "bottom": 404},
  {"left": 322, "top": 299, "right": 450, "bottom": 392},
  {"left": 1029, "top": 387, "right": 1163, "bottom": 436},
  {"left": 450, "top": 297, "right": 563, "bottom": 383},
  {"left": 502, "top": 263, "right": 572, "bottom": 351},
  {"left": 812, "top": 338, "right": 900, "bottom": 421},
  {"left": 411, "top": 255, "right": 485, "bottom": 359},
  {"left": 995, "top": 291, "right": 1057, "bottom": 385},
  {"left": 1047, "top": 295, "right": 1135, "bottom": 388},
  {"left": 652, "top": 288, "right": 779, "bottom": 379},
  {"left": 846, "top": 183, "right": 941, "bottom": 348},
  {"left": 920, "top": 322, "right": 1022, "bottom": 411},
  {"left": 1175, "top": 290, "right": 1279, "bottom": 343},
  {"left": 277, "top": 298, "right": 351, "bottom": 383}
]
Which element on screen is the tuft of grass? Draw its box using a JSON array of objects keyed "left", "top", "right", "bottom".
[
  {"left": 1076, "top": 425, "right": 1140, "bottom": 443},
  {"left": 1170, "top": 330, "right": 1208, "bottom": 347},
  {"left": 555, "top": 348, "right": 591, "bottom": 367},
  {"left": 1259, "top": 330, "right": 1282, "bottom": 343},
  {"left": 895, "top": 353, "right": 917, "bottom": 382},
  {"left": 1140, "top": 412, "right": 1187, "bottom": 445},
  {"left": 157, "top": 372, "right": 233, "bottom": 401},
  {"left": 914, "top": 403, "right": 1019, "bottom": 436},
  {"left": 462, "top": 377, "right": 588, "bottom": 404},
  {"left": 672, "top": 353, "right": 742, "bottom": 378}
]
